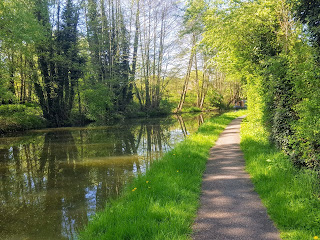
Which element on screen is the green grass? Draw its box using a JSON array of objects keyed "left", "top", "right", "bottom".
[
  {"left": 240, "top": 118, "right": 320, "bottom": 240},
  {"left": 78, "top": 110, "right": 246, "bottom": 240}
]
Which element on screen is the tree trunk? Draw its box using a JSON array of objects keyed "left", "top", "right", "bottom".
[
  {"left": 8, "top": 53, "right": 16, "bottom": 98},
  {"left": 177, "top": 35, "right": 196, "bottom": 112},
  {"left": 130, "top": 0, "right": 140, "bottom": 106}
]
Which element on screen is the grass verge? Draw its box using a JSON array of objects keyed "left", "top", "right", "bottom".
[
  {"left": 240, "top": 118, "right": 320, "bottom": 240},
  {"left": 78, "top": 110, "right": 246, "bottom": 240}
]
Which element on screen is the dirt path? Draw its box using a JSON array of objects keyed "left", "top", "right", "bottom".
[{"left": 192, "top": 116, "right": 280, "bottom": 240}]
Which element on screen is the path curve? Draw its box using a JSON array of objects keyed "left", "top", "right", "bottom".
[{"left": 192, "top": 116, "right": 280, "bottom": 240}]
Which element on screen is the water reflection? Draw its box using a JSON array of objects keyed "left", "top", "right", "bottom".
[{"left": 0, "top": 113, "right": 217, "bottom": 240}]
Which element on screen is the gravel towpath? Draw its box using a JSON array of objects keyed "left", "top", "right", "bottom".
[{"left": 192, "top": 116, "right": 280, "bottom": 240}]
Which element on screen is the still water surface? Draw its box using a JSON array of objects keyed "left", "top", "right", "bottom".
[{"left": 0, "top": 113, "right": 217, "bottom": 240}]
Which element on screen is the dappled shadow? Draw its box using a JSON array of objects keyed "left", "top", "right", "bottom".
[
  {"left": 239, "top": 126, "right": 320, "bottom": 236},
  {"left": 193, "top": 117, "right": 280, "bottom": 240}
]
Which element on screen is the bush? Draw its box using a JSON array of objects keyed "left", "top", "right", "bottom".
[
  {"left": 290, "top": 97, "right": 320, "bottom": 168},
  {"left": 0, "top": 104, "right": 46, "bottom": 133},
  {"left": 0, "top": 104, "right": 27, "bottom": 114},
  {"left": 124, "top": 99, "right": 175, "bottom": 118},
  {"left": 123, "top": 101, "right": 146, "bottom": 118},
  {"left": 187, "top": 106, "right": 202, "bottom": 113},
  {"left": 159, "top": 99, "right": 175, "bottom": 114},
  {"left": 207, "top": 90, "right": 234, "bottom": 110},
  {"left": 70, "top": 109, "right": 92, "bottom": 126},
  {"left": 83, "top": 84, "right": 113, "bottom": 122}
]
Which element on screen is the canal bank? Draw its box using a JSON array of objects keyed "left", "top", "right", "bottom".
[
  {"left": 0, "top": 112, "right": 218, "bottom": 240},
  {"left": 78, "top": 111, "right": 246, "bottom": 239},
  {"left": 0, "top": 104, "right": 46, "bottom": 134}
]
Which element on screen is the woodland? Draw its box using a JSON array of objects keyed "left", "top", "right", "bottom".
[
  {"left": 0, "top": 0, "right": 237, "bottom": 129},
  {"left": 1, "top": 0, "right": 320, "bottom": 169}
]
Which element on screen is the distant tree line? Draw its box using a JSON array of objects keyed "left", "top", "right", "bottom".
[
  {"left": 1, "top": 0, "right": 243, "bottom": 128},
  {"left": 0, "top": 0, "right": 180, "bottom": 126}
]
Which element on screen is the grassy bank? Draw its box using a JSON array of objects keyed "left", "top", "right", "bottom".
[
  {"left": 78, "top": 110, "right": 246, "bottom": 239},
  {"left": 0, "top": 104, "right": 46, "bottom": 134},
  {"left": 240, "top": 118, "right": 320, "bottom": 240}
]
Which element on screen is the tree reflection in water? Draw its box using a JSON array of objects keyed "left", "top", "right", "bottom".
[{"left": 0, "top": 113, "right": 217, "bottom": 239}]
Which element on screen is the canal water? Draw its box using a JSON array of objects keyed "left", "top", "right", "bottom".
[{"left": 0, "top": 112, "right": 217, "bottom": 240}]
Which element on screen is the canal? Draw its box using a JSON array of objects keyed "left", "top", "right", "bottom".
[{"left": 0, "top": 112, "right": 217, "bottom": 240}]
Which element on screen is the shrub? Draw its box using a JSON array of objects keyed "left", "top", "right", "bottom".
[
  {"left": 186, "top": 106, "right": 202, "bottom": 113},
  {"left": 0, "top": 104, "right": 46, "bottom": 133},
  {"left": 83, "top": 84, "right": 113, "bottom": 122}
]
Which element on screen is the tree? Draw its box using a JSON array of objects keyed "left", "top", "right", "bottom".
[
  {"left": 84, "top": 0, "right": 132, "bottom": 116},
  {"left": 202, "top": 0, "right": 292, "bottom": 139},
  {"left": 201, "top": 0, "right": 320, "bottom": 168},
  {"left": 295, "top": 0, "right": 320, "bottom": 52},
  {"left": 177, "top": 0, "right": 218, "bottom": 111},
  {"left": 33, "top": 0, "right": 84, "bottom": 126},
  {"left": 0, "top": 0, "right": 42, "bottom": 103},
  {"left": 134, "top": 0, "right": 179, "bottom": 112},
  {"left": 176, "top": 34, "right": 196, "bottom": 112}
]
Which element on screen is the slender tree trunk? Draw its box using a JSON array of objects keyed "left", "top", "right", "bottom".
[
  {"left": 198, "top": 114, "right": 204, "bottom": 126},
  {"left": 199, "top": 59, "right": 209, "bottom": 110},
  {"left": 199, "top": 77, "right": 208, "bottom": 109},
  {"left": 134, "top": 83, "right": 143, "bottom": 109},
  {"left": 194, "top": 52, "right": 200, "bottom": 107},
  {"left": 176, "top": 52, "right": 193, "bottom": 112},
  {"left": 19, "top": 54, "right": 23, "bottom": 102},
  {"left": 155, "top": 8, "right": 166, "bottom": 108},
  {"left": 151, "top": 12, "right": 158, "bottom": 106},
  {"left": 143, "top": 1, "right": 152, "bottom": 109},
  {"left": 9, "top": 52, "right": 16, "bottom": 98},
  {"left": 130, "top": 0, "right": 140, "bottom": 106},
  {"left": 177, "top": 35, "right": 196, "bottom": 112}
]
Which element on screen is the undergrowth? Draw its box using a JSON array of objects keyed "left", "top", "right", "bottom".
[{"left": 0, "top": 104, "right": 46, "bottom": 133}]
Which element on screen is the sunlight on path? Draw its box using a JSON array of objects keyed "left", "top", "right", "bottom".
[{"left": 193, "top": 116, "right": 280, "bottom": 240}]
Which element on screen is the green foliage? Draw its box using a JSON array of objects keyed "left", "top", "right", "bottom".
[
  {"left": 122, "top": 98, "right": 175, "bottom": 119},
  {"left": 0, "top": 0, "right": 42, "bottom": 46},
  {"left": 241, "top": 116, "right": 320, "bottom": 240},
  {"left": 202, "top": 0, "right": 320, "bottom": 168},
  {"left": 159, "top": 99, "right": 176, "bottom": 114},
  {"left": 294, "top": 0, "right": 320, "bottom": 52},
  {"left": 83, "top": 84, "right": 113, "bottom": 122},
  {"left": 122, "top": 101, "right": 147, "bottom": 118},
  {"left": 0, "top": 104, "right": 28, "bottom": 114},
  {"left": 0, "top": 80, "right": 15, "bottom": 103},
  {"left": 78, "top": 111, "right": 246, "bottom": 239},
  {"left": 145, "top": 99, "right": 176, "bottom": 117},
  {"left": 290, "top": 97, "right": 320, "bottom": 168},
  {"left": 183, "top": 0, "right": 207, "bottom": 35},
  {"left": 186, "top": 106, "right": 202, "bottom": 113},
  {"left": 32, "top": 0, "right": 85, "bottom": 127},
  {"left": 85, "top": 0, "right": 132, "bottom": 113},
  {"left": 0, "top": 104, "right": 46, "bottom": 133},
  {"left": 0, "top": 0, "right": 44, "bottom": 103},
  {"left": 207, "top": 89, "right": 232, "bottom": 110},
  {"left": 260, "top": 55, "right": 297, "bottom": 150}
]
